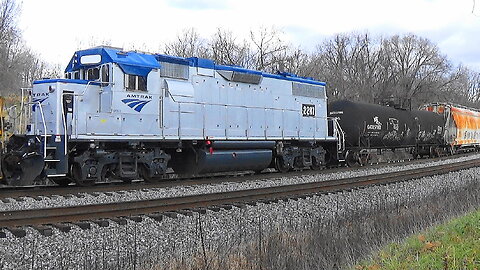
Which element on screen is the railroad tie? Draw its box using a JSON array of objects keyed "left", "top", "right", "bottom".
[
  {"left": 51, "top": 223, "right": 71, "bottom": 233},
  {"left": 191, "top": 208, "right": 207, "bottom": 214},
  {"left": 207, "top": 206, "right": 221, "bottom": 212},
  {"left": 162, "top": 212, "right": 178, "bottom": 219},
  {"left": 91, "top": 219, "right": 109, "bottom": 227},
  {"left": 146, "top": 213, "right": 163, "bottom": 222},
  {"left": 6, "top": 227, "right": 26, "bottom": 238},
  {"left": 219, "top": 204, "right": 233, "bottom": 210},
  {"left": 31, "top": 225, "right": 53, "bottom": 236},
  {"left": 71, "top": 221, "right": 91, "bottom": 230},
  {"left": 176, "top": 210, "right": 193, "bottom": 216},
  {"left": 126, "top": 216, "right": 143, "bottom": 222}
]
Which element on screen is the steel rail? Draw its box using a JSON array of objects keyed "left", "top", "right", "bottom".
[
  {"left": 0, "top": 153, "right": 472, "bottom": 201},
  {"left": 0, "top": 158, "right": 479, "bottom": 227}
]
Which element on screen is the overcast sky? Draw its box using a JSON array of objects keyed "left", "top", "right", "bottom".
[{"left": 18, "top": 0, "right": 480, "bottom": 71}]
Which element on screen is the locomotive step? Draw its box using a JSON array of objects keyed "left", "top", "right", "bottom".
[{"left": 47, "top": 174, "right": 67, "bottom": 177}]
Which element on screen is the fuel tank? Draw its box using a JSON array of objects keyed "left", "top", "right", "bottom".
[{"left": 170, "top": 141, "right": 274, "bottom": 175}]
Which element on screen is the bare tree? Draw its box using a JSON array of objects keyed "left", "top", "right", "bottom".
[
  {"left": 209, "top": 28, "right": 250, "bottom": 67},
  {"left": 163, "top": 28, "right": 210, "bottom": 58},
  {"left": 249, "top": 26, "right": 288, "bottom": 72},
  {"left": 381, "top": 34, "right": 452, "bottom": 107},
  {"left": 0, "top": 0, "right": 49, "bottom": 95}
]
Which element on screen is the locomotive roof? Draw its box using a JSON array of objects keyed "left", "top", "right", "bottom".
[{"left": 65, "top": 46, "right": 326, "bottom": 86}]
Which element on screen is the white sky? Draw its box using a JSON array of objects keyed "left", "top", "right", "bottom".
[{"left": 18, "top": 0, "right": 480, "bottom": 71}]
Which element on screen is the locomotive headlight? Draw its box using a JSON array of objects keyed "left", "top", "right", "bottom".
[{"left": 48, "top": 86, "right": 55, "bottom": 93}]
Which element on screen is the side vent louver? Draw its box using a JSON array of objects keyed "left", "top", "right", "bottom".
[
  {"left": 160, "top": 62, "right": 189, "bottom": 80},
  {"left": 292, "top": 82, "right": 325, "bottom": 99},
  {"left": 217, "top": 70, "right": 262, "bottom": 84}
]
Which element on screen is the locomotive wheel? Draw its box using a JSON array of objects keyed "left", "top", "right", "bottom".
[
  {"left": 72, "top": 163, "right": 94, "bottom": 187},
  {"left": 274, "top": 156, "right": 290, "bottom": 173},
  {"left": 310, "top": 156, "right": 323, "bottom": 170},
  {"left": 140, "top": 165, "right": 163, "bottom": 183}
]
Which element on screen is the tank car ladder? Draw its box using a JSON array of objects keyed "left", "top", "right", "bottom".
[{"left": 333, "top": 118, "right": 346, "bottom": 162}]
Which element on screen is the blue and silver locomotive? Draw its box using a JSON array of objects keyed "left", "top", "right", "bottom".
[{"left": 1, "top": 46, "right": 339, "bottom": 186}]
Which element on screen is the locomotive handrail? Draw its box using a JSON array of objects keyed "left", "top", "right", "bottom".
[
  {"left": 76, "top": 81, "right": 114, "bottom": 98},
  {"left": 36, "top": 101, "right": 48, "bottom": 158},
  {"left": 19, "top": 88, "right": 30, "bottom": 135},
  {"left": 61, "top": 93, "right": 68, "bottom": 156}
]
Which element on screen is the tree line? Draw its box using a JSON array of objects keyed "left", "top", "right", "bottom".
[
  {"left": 163, "top": 27, "right": 480, "bottom": 109},
  {"left": 1, "top": 0, "right": 479, "bottom": 109},
  {"left": 0, "top": 0, "right": 53, "bottom": 96}
]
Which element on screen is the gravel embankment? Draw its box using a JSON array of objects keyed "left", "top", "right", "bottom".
[
  {"left": 1, "top": 154, "right": 479, "bottom": 212},
  {"left": 1, "top": 160, "right": 480, "bottom": 270}
]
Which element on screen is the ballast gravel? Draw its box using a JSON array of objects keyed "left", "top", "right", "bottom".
[
  {"left": 0, "top": 158, "right": 479, "bottom": 269},
  {"left": 0, "top": 154, "right": 479, "bottom": 212}
]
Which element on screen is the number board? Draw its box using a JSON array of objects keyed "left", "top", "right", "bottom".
[{"left": 302, "top": 104, "right": 316, "bottom": 117}]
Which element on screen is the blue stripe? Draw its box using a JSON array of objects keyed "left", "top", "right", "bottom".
[
  {"left": 134, "top": 102, "right": 149, "bottom": 112},
  {"left": 126, "top": 100, "right": 147, "bottom": 108}
]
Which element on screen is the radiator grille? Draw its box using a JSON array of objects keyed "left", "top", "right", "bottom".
[
  {"left": 160, "top": 62, "right": 189, "bottom": 80},
  {"left": 292, "top": 82, "right": 325, "bottom": 99}
]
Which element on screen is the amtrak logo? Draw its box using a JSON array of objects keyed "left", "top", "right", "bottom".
[
  {"left": 32, "top": 96, "right": 48, "bottom": 111},
  {"left": 121, "top": 98, "right": 151, "bottom": 112}
]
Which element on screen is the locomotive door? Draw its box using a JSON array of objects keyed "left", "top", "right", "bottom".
[
  {"left": 62, "top": 91, "right": 74, "bottom": 134},
  {"left": 99, "top": 65, "right": 112, "bottom": 113}
]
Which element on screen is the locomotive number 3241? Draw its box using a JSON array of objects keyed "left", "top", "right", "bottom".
[{"left": 302, "top": 104, "right": 316, "bottom": 117}]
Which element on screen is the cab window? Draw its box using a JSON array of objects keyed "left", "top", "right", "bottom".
[
  {"left": 101, "top": 65, "right": 110, "bottom": 82},
  {"left": 125, "top": 74, "right": 147, "bottom": 91},
  {"left": 86, "top": 67, "right": 100, "bottom": 80}
]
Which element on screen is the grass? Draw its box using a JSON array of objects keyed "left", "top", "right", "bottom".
[{"left": 355, "top": 208, "right": 480, "bottom": 270}]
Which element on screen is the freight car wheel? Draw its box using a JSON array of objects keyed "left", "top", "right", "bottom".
[
  {"left": 448, "top": 146, "right": 456, "bottom": 156},
  {"left": 345, "top": 151, "right": 358, "bottom": 167},
  {"left": 274, "top": 157, "right": 290, "bottom": 173}
]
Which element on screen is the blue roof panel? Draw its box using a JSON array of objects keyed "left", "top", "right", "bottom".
[
  {"left": 65, "top": 47, "right": 160, "bottom": 77},
  {"left": 65, "top": 47, "right": 326, "bottom": 86}
]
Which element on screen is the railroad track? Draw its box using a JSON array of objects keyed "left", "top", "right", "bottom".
[
  {"left": 1, "top": 156, "right": 479, "bottom": 235},
  {"left": 0, "top": 153, "right": 472, "bottom": 202}
]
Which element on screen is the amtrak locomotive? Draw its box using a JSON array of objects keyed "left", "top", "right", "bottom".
[{"left": 1, "top": 47, "right": 340, "bottom": 186}]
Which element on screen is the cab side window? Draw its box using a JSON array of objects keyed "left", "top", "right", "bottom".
[
  {"left": 101, "top": 65, "right": 110, "bottom": 83},
  {"left": 125, "top": 74, "right": 147, "bottom": 91},
  {"left": 86, "top": 67, "right": 100, "bottom": 80}
]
